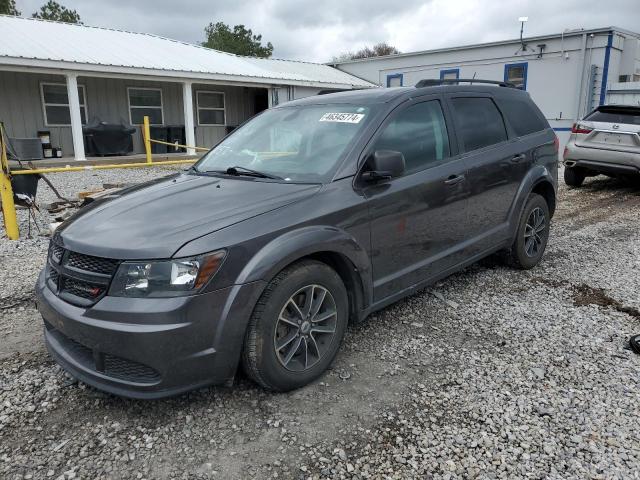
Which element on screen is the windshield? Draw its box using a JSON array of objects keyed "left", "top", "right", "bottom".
[
  {"left": 194, "top": 104, "right": 372, "bottom": 183},
  {"left": 585, "top": 108, "right": 640, "bottom": 125}
]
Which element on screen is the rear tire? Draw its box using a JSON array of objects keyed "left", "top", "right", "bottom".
[
  {"left": 564, "top": 167, "right": 586, "bottom": 187},
  {"left": 242, "top": 260, "right": 348, "bottom": 392},
  {"left": 507, "top": 193, "right": 550, "bottom": 270}
]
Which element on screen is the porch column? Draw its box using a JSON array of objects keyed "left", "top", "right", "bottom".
[
  {"left": 267, "top": 87, "right": 279, "bottom": 107},
  {"left": 65, "top": 73, "right": 86, "bottom": 161},
  {"left": 182, "top": 81, "right": 196, "bottom": 156}
]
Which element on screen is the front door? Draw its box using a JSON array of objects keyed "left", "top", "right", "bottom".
[{"left": 361, "top": 98, "right": 470, "bottom": 302}]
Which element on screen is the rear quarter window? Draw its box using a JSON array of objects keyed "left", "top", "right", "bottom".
[
  {"left": 450, "top": 97, "right": 508, "bottom": 151},
  {"left": 496, "top": 97, "right": 548, "bottom": 136}
]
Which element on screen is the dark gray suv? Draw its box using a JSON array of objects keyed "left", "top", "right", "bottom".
[{"left": 35, "top": 80, "right": 558, "bottom": 399}]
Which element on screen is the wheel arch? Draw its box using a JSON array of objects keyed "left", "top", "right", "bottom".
[
  {"left": 236, "top": 226, "right": 372, "bottom": 323},
  {"left": 304, "top": 251, "right": 366, "bottom": 323},
  {"left": 508, "top": 167, "right": 557, "bottom": 243},
  {"left": 531, "top": 178, "right": 556, "bottom": 217}
]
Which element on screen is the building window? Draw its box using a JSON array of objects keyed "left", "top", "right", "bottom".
[
  {"left": 440, "top": 69, "right": 460, "bottom": 81},
  {"left": 196, "top": 91, "right": 226, "bottom": 125},
  {"left": 40, "top": 83, "right": 87, "bottom": 127},
  {"left": 128, "top": 87, "right": 163, "bottom": 125},
  {"left": 386, "top": 73, "right": 403, "bottom": 87},
  {"left": 504, "top": 63, "right": 528, "bottom": 90}
]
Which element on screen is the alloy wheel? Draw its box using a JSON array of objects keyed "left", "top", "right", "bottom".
[
  {"left": 524, "top": 206, "right": 546, "bottom": 257},
  {"left": 274, "top": 284, "right": 338, "bottom": 372}
]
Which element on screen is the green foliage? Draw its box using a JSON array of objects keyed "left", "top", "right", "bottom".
[
  {"left": 333, "top": 42, "right": 400, "bottom": 62},
  {"left": 0, "top": 0, "right": 20, "bottom": 15},
  {"left": 32, "top": 1, "right": 81, "bottom": 23},
  {"left": 202, "top": 22, "right": 273, "bottom": 58}
]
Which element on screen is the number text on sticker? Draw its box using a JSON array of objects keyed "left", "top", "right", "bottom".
[{"left": 319, "top": 113, "right": 365, "bottom": 124}]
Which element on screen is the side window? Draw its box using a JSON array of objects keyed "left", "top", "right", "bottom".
[
  {"left": 497, "top": 97, "right": 547, "bottom": 137},
  {"left": 372, "top": 101, "right": 451, "bottom": 174},
  {"left": 451, "top": 97, "right": 508, "bottom": 152}
]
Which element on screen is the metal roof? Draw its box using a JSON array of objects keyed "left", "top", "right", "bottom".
[
  {"left": 0, "top": 15, "right": 374, "bottom": 88},
  {"left": 331, "top": 26, "right": 640, "bottom": 66}
]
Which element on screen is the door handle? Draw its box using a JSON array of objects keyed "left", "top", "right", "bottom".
[
  {"left": 444, "top": 174, "right": 465, "bottom": 186},
  {"left": 510, "top": 153, "right": 527, "bottom": 163}
]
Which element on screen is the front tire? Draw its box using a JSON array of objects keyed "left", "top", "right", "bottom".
[
  {"left": 242, "top": 260, "right": 348, "bottom": 391},
  {"left": 564, "top": 167, "right": 586, "bottom": 187},
  {"left": 507, "top": 193, "right": 550, "bottom": 269}
]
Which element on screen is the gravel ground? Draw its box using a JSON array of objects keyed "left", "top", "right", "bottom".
[{"left": 1, "top": 167, "right": 639, "bottom": 479}]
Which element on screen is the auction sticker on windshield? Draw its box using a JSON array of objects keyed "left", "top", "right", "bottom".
[{"left": 319, "top": 113, "right": 365, "bottom": 124}]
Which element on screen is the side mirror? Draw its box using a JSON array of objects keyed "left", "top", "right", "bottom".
[{"left": 362, "top": 150, "right": 405, "bottom": 182}]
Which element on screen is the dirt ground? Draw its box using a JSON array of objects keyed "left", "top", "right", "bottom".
[{"left": 1, "top": 171, "right": 639, "bottom": 479}]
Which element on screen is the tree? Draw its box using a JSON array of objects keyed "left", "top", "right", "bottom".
[
  {"left": 333, "top": 42, "right": 400, "bottom": 62},
  {"left": 0, "top": 0, "right": 20, "bottom": 15},
  {"left": 202, "top": 22, "right": 273, "bottom": 58},
  {"left": 32, "top": 1, "right": 81, "bottom": 23}
]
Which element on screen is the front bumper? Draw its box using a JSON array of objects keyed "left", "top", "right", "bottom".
[
  {"left": 35, "top": 271, "right": 265, "bottom": 399},
  {"left": 564, "top": 142, "right": 640, "bottom": 175}
]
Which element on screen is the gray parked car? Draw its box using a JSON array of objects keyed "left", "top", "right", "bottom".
[
  {"left": 35, "top": 80, "right": 558, "bottom": 399},
  {"left": 563, "top": 105, "right": 640, "bottom": 186}
]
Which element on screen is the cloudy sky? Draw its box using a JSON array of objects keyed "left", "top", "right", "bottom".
[{"left": 14, "top": 0, "right": 640, "bottom": 62}]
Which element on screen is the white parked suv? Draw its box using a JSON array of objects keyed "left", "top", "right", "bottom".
[{"left": 563, "top": 105, "right": 640, "bottom": 186}]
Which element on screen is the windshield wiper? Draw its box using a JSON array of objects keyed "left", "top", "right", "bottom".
[
  {"left": 192, "top": 165, "right": 283, "bottom": 180},
  {"left": 224, "top": 166, "right": 283, "bottom": 180}
]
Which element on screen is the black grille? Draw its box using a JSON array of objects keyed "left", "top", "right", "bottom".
[
  {"left": 67, "top": 251, "right": 119, "bottom": 275},
  {"left": 47, "top": 238, "right": 119, "bottom": 307},
  {"left": 47, "top": 266, "right": 60, "bottom": 292},
  {"left": 47, "top": 326, "right": 161, "bottom": 384},
  {"left": 63, "top": 278, "right": 105, "bottom": 300},
  {"left": 49, "top": 268, "right": 59, "bottom": 283},
  {"left": 50, "top": 243, "right": 64, "bottom": 264},
  {"left": 104, "top": 354, "right": 161, "bottom": 383},
  {"left": 58, "top": 332, "right": 94, "bottom": 365}
]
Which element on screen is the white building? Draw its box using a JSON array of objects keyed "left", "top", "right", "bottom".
[
  {"left": 607, "top": 81, "right": 640, "bottom": 105},
  {"left": 0, "top": 15, "right": 372, "bottom": 160},
  {"left": 333, "top": 26, "right": 640, "bottom": 146}
]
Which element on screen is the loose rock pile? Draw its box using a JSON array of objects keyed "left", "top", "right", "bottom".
[{"left": 1, "top": 169, "right": 639, "bottom": 479}]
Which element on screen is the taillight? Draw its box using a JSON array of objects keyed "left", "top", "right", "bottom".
[{"left": 571, "top": 123, "right": 593, "bottom": 134}]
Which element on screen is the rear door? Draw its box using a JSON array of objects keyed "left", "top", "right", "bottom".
[
  {"left": 362, "top": 96, "right": 470, "bottom": 302},
  {"left": 445, "top": 93, "right": 529, "bottom": 254},
  {"left": 574, "top": 106, "right": 640, "bottom": 154}
]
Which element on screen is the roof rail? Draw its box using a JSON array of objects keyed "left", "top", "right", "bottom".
[
  {"left": 415, "top": 78, "right": 517, "bottom": 88},
  {"left": 316, "top": 88, "right": 351, "bottom": 95}
]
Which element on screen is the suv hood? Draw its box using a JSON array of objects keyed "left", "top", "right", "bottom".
[{"left": 57, "top": 173, "right": 321, "bottom": 259}]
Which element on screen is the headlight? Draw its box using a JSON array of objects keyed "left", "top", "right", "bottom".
[{"left": 108, "top": 250, "right": 225, "bottom": 298}]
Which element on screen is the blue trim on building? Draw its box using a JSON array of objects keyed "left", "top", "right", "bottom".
[
  {"left": 440, "top": 68, "right": 460, "bottom": 80},
  {"left": 386, "top": 73, "right": 404, "bottom": 87},
  {"left": 599, "top": 32, "right": 613, "bottom": 106},
  {"left": 553, "top": 127, "right": 572, "bottom": 132},
  {"left": 504, "top": 62, "right": 528, "bottom": 90}
]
